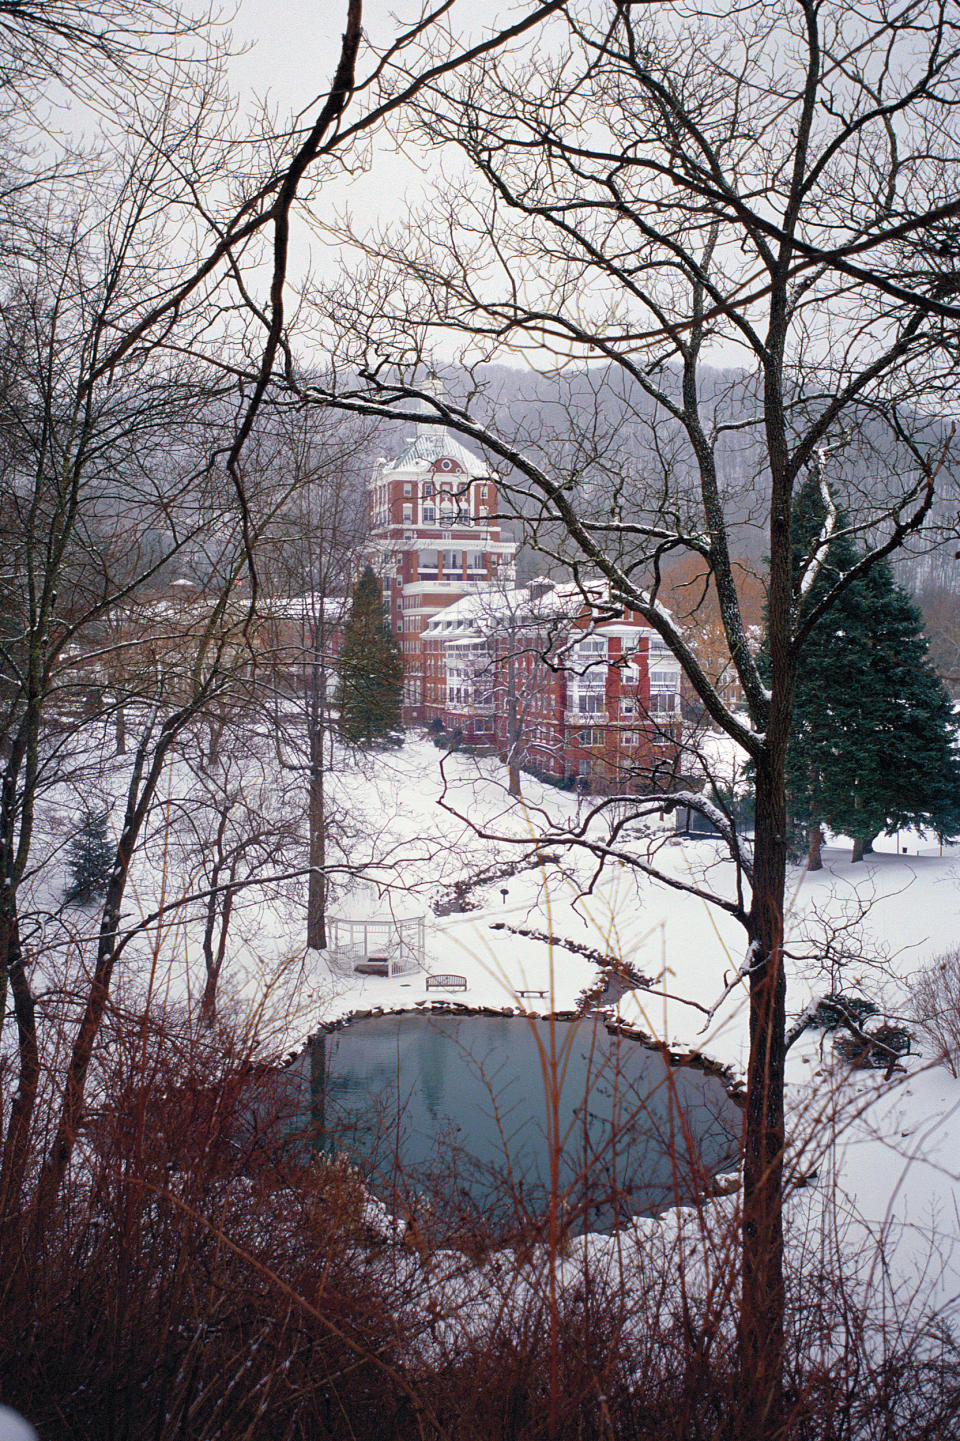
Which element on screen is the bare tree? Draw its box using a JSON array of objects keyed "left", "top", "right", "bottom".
[
  {"left": 254, "top": 407, "right": 371, "bottom": 950},
  {"left": 0, "top": 0, "right": 573, "bottom": 1246},
  {"left": 429, "top": 578, "right": 570, "bottom": 797},
  {"left": 294, "top": 3, "right": 960, "bottom": 1432},
  {"left": 165, "top": 743, "right": 300, "bottom": 1028}
]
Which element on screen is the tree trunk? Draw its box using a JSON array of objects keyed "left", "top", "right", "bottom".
[
  {"left": 34, "top": 866, "right": 129, "bottom": 1225},
  {"left": 307, "top": 718, "right": 327, "bottom": 949},
  {"left": 851, "top": 836, "right": 866, "bottom": 862},
  {"left": 738, "top": 401, "right": 791, "bottom": 1438},
  {"left": 115, "top": 703, "right": 126, "bottom": 756},
  {"left": 205, "top": 715, "right": 223, "bottom": 770},
  {"left": 806, "top": 825, "right": 823, "bottom": 871},
  {"left": 505, "top": 655, "right": 522, "bottom": 798},
  {"left": 32, "top": 723, "right": 173, "bottom": 1227},
  {"left": 738, "top": 759, "right": 788, "bottom": 1441},
  {"left": 0, "top": 906, "right": 39, "bottom": 1231},
  {"left": 201, "top": 880, "right": 234, "bottom": 1027},
  {"left": 200, "top": 865, "right": 222, "bottom": 1028}
]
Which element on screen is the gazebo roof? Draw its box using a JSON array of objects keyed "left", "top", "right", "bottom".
[{"left": 331, "top": 882, "right": 428, "bottom": 925}]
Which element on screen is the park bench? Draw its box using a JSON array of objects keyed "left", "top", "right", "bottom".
[
  {"left": 425, "top": 973, "right": 467, "bottom": 991},
  {"left": 517, "top": 988, "right": 548, "bottom": 999}
]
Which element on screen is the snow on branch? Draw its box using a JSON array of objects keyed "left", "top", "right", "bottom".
[
  {"left": 792, "top": 429, "right": 951, "bottom": 658},
  {"left": 795, "top": 447, "right": 839, "bottom": 605},
  {"left": 653, "top": 790, "right": 753, "bottom": 883},
  {"left": 697, "top": 939, "right": 765, "bottom": 1033}
]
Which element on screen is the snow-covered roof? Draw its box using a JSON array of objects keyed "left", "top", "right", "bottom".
[
  {"left": 422, "top": 581, "right": 665, "bottom": 646},
  {"left": 261, "top": 592, "right": 349, "bottom": 622},
  {"left": 383, "top": 429, "right": 490, "bottom": 479},
  {"left": 422, "top": 585, "right": 567, "bottom": 643},
  {"left": 331, "top": 881, "right": 428, "bottom": 923}
]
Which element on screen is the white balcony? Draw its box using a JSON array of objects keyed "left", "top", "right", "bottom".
[
  {"left": 402, "top": 536, "right": 515, "bottom": 555},
  {"left": 403, "top": 579, "right": 497, "bottom": 597}
]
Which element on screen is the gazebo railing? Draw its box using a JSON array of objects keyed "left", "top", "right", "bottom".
[{"left": 326, "top": 914, "right": 426, "bottom": 977}]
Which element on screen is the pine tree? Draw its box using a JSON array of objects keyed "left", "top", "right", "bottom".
[
  {"left": 337, "top": 565, "right": 403, "bottom": 745},
  {"left": 65, "top": 807, "right": 113, "bottom": 904},
  {"left": 787, "top": 475, "right": 960, "bottom": 864}
]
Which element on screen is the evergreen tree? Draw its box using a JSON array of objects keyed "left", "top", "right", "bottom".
[
  {"left": 337, "top": 565, "right": 403, "bottom": 745},
  {"left": 65, "top": 807, "right": 113, "bottom": 904},
  {"left": 787, "top": 475, "right": 960, "bottom": 864}
]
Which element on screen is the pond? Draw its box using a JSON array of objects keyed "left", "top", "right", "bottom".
[{"left": 290, "top": 1012, "right": 741, "bottom": 1240}]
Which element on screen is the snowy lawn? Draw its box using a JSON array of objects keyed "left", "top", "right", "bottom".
[
  {"left": 29, "top": 731, "right": 960, "bottom": 1325},
  {"left": 295, "top": 740, "right": 960, "bottom": 1322}
]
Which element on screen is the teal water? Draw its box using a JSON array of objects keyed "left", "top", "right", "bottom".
[{"left": 297, "top": 1013, "right": 741, "bottom": 1238}]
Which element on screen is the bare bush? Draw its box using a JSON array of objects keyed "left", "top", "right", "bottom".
[
  {"left": 911, "top": 949, "right": 960, "bottom": 1078},
  {"left": 3, "top": 988, "right": 960, "bottom": 1440}
]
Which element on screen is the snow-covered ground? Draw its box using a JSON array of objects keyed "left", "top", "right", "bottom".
[
  {"left": 27, "top": 731, "right": 960, "bottom": 1326},
  {"left": 301, "top": 740, "right": 960, "bottom": 1323}
]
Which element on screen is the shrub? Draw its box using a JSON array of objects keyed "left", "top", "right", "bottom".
[
  {"left": 64, "top": 806, "right": 112, "bottom": 904},
  {"left": 836, "top": 1022, "right": 913, "bottom": 1070},
  {"left": 806, "top": 993, "right": 912, "bottom": 1071},
  {"left": 809, "top": 992, "right": 879, "bottom": 1032},
  {"left": 0, "top": 1013, "right": 408, "bottom": 1441},
  {"left": 912, "top": 948, "right": 960, "bottom": 1078}
]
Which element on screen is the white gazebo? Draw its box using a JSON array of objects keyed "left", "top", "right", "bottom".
[{"left": 326, "top": 884, "right": 427, "bottom": 977}]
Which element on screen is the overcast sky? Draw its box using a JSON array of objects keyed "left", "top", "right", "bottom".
[
  {"left": 224, "top": 2, "right": 468, "bottom": 298},
  {"left": 218, "top": 1, "right": 746, "bottom": 372},
  {"left": 228, "top": 0, "right": 521, "bottom": 114}
]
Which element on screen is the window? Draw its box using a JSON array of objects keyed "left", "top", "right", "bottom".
[
  {"left": 574, "top": 690, "right": 606, "bottom": 715},
  {"left": 650, "top": 668, "right": 677, "bottom": 691},
  {"left": 569, "top": 666, "right": 605, "bottom": 716},
  {"left": 423, "top": 505, "right": 435, "bottom": 522},
  {"left": 650, "top": 692, "right": 678, "bottom": 715},
  {"left": 578, "top": 728, "right": 602, "bottom": 746},
  {"left": 621, "top": 730, "right": 639, "bottom": 746},
  {"left": 648, "top": 637, "right": 679, "bottom": 676},
  {"left": 576, "top": 636, "right": 606, "bottom": 657},
  {"left": 402, "top": 504, "right": 413, "bottom": 522},
  {"left": 577, "top": 668, "right": 605, "bottom": 688},
  {"left": 403, "top": 484, "right": 413, "bottom": 496},
  {"left": 621, "top": 699, "right": 636, "bottom": 716},
  {"left": 480, "top": 485, "right": 489, "bottom": 500}
]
